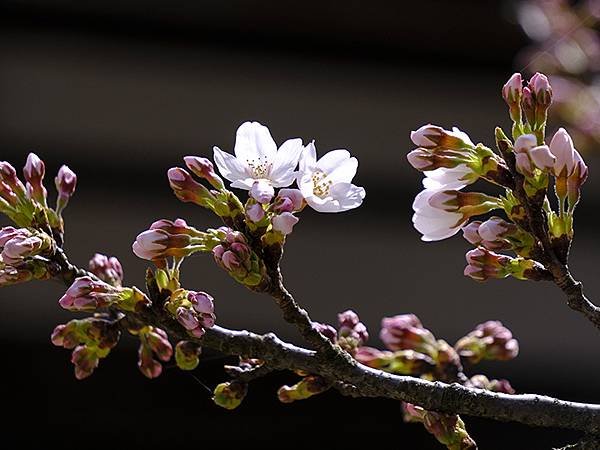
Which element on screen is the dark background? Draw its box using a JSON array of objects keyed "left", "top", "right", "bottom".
[{"left": 1, "top": 1, "right": 599, "bottom": 448}]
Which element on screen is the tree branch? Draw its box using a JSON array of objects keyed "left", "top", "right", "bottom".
[{"left": 51, "top": 255, "right": 600, "bottom": 437}]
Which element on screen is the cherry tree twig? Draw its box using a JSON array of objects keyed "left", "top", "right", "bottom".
[{"left": 51, "top": 251, "right": 600, "bottom": 437}]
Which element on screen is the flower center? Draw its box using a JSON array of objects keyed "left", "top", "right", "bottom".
[
  {"left": 246, "top": 156, "right": 272, "bottom": 179},
  {"left": 312, "top": 170, "right": 332, "bottom": 198}
]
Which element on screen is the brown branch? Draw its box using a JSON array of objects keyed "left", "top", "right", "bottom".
[{"left": 50, "top": 255, "right": 600, "bottom": 437}]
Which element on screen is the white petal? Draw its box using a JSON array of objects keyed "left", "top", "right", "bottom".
[
  {"left": 234, "top": 121, "right": 277, "bottom": 163},
  {"left": 316, "top": 149, "right": 351, "bottom": 173},
  {"left": 299, "top": 141, "right": 318, "bottom": 175},
  {"left": 327, "top": 157, "right": 358, "bottom": 184},
  {"left": 332, "top": 182, "right": 365, "bottom": 211},
  {"left": 213, "top": 147, "right": 249, "bottom": 182},
  {"left": 270, "top": 138, "right": 303, "bottom": 187},
  {"left": 422, "top": 165, "right": 472, "bottom": 190},
  {"left": 304, "top": 195, "right": 343, "bottom": 213}
]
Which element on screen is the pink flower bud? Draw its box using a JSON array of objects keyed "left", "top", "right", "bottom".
[
  {"left": 55, "top": 165, "right": 77, "bottom": 198},
  {"left": 132, "top": 230, "right": 168, "bottom": 260},
  {"left": 89, "top": 253, "right": 124, "bottom": 286},
  {"left": 188, "top": 291, "right": 214, "bottom": 315},
  {"left": 314, "top": 322, "right": 338, "bottom": 342},
  {"left": 146, "top": 327, "right": 173, "bottom": 362},
  {"left": 246, "top": 203, "right": 265, "bottom": 222},
  {"left": 1, "top": 234, "right": 43, "bottom": 265},
  {"left": 184, "top": 156, "right": 225, "bottom": 190},
  {"left": 410, "top": 125, "right": 474, "bottom": 150},
  {"left": 529, "top": 72, "right": 552, "bottom": 106},
  {"left": 273, "top": 189, "right": 305, "bottom": 213},
  {"left": 513, "top": 134, "right": 537, "bottom": 154},
  {"left": 407, "top": 149, "right": 435, "bottom": 170},
  {"left": 0, "top": 226, "right": 22, "bottom": 246},
  {"left": 478, "top": 217, "right": 509, "bottom": 242},
  {"left": 168, "top": 167, "right": 214, "bottom": 206},
  {"left": 23, "top": 153, "right": 47, "bottom": 204},
  {"left": 221, "top": 250, "right": 241, "bottom": 270},
  {"left": 176, "top": 307, "right": 200, "bottom": 331},
  {"left": 528, "top": 145, "right": 555, "bottom": 171},
  {"left": 272, "top": 212, "right": 299, "bottom": 235},
  {"left": 549, "top": 128, "right": 577, "bottom": 176},
  {"left": 249, "top": 179, "right": 274, "bottom": 204},
  {"left": 461, "top": 221, "right": 482, "bottom": 245},
  {"left": 502, "top": 73, "right": 523, "bottom": 104}
]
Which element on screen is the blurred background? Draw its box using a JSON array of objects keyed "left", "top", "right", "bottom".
[{"left": 1, "top": 0, "right": 599, "bottom": 448}]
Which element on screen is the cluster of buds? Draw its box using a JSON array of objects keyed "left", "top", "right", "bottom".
[
  {"left": 1, "top": 154, "right": 76, "bottom": 233},
  {"left": 277, "top": 375, "right": 330, "bottom": 404},
  {"left": 164, "top": 289, "right": 216, "bottom": 338},
  {"left": 130, "top": 326, "right": 173, "bottom": 379},
  {"left": 0, "top": 226, "right": 53, "bottom": 286},
  {"left": 403, "top": 404, "right": 477, "bottom": 450},
  {"left": 51, "top": 315, "right": 121, "bottom": 379},
  {"left": 59, "top": 276, "right": 150, "bottom": 312},
  {"left": 466, "top": 374, "right": 515, "bottom": 394},
  {"left": 408, "top": 125, "right": 509, "bottom": 188},
  {"left": 212, "top": 227, "right": 266, "bottom": 287},
  {"left": 313, "top": 309, "right": 368, "bottom": 355},
  {"left": 462, "top": 217, "right": 535, "bottom": 256},
  {"left": 369, "top": 314, "right": 463, "bottom": 382},
  {"left": 463, "top": 247, "right": 549, "bottom": 282},
  {"left": 455, "top": 321, "right": 519, "bottom": 364},
  {"left": 408, "top": 72, "right": 588, "bottom": 288},
  {"left": 88, "top": 253, "right": 123, "bottom": 287}
]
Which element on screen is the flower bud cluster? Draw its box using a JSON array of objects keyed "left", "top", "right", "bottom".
[
  {"left": 88, "top": 253, "right": 124, "bottom": 287},
  {"left": 462, "top": 217, "right": 535, "bottom": 257},
  {"left": 133, "top": 218, "right": 211, "bottom": 262},
  {"left": 466, "top": 374, "right": 515, "bottom": 394},
  {"left": 455, "top": 321, "right": 519, "bottom": 364},
  {"left": 212, "top": 227, "right": 266, "bottom": 287},
  {"left": 51, "top": 315, "right": 121, "bottom": 380},
  {"left": 164, "top": 289, "right": 216, "bottom": 338},
  {"left": 132, "top": 326, "right": 173, "bottom": 379},
  {"left": 463, "top": 247, "right": 549, "bottom": 282},
  {"left": 1, "top": 154, "right": 77, "bottom": 230},
  {"left": 0, "top": 227, "right": 53, "bottom": 286},
  {"left": 403, "top": 404, "right": 477, "bottom": 450},
  {"left": 59, "top": 276, "right": 150, "bottom": 312}
]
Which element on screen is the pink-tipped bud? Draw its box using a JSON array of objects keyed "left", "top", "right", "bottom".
[
  {"left": 273, "top": 188, "right": 305, "bottom": 213},
  {"left": 168, "top": 167, "right": 215, "bottom": 206},
  {"left": 246, "top": 203, "right": 265, "bottom": 222},
  {"left": 410, "top": 125, "right": 474, "bottom": 150},
  {"left": 272, "top": 212, "right": 299, "bottom": 235},
  {"left": 184, "top": 156, "right": 225, "bottom": 190},
  {"left": 249, "top": 179, "right": 274, "bottom": 204},
  {"left": 456, "top": 321, "right": 519, "bottom": 364},
  {"left": 188, "top": 291, "right": 215, "bottom": 315},
  {"left": 23, "top": 153, "right": 47, "bottom": 204},
  {"left": 549, "top": 128, "right": 577, "bottom": 177},
  {"left": 529, "top": 72, "right": 552, "bottom": 106},
  {"left": 55, "top": 165, "right": 77, "bottom": 199},
  {"left": 502, "top": 73, "right": 523, "bottom": 104},
  {"left": 176, "top": 307, "right": 200, "bottom": 331},
  {"left": 461, "top": 221, "right": 483, "bottom": 245}
]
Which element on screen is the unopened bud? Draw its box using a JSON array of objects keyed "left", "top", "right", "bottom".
[
  {"left": 184, "top": 156, "right": 225, "bottom": 190},
  {"left": 277, "top": 375, "right": 330, "bottom": 403},
  {"left": 55, "top": 165, "right": 77, "bottom": 213},
  {"left": 455, "top": 320, "right": 519, "bottom": 364},
  {"left": 213, "top": 381, "right": 248, "bottom": 410},
  {"left": 175, "top": 340, "right": 202, "bottom": 371}
]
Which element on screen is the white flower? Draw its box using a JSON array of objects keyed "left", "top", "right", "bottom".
[
  {"left": 412, "top": 189, "right": 464, "bottom": 242},
  {"left": 213, "top": 121, "right": 304, "bottom": 203},
  {"left": 297, "top": 142, "right": 365, "bottom": 213},
  {"left": 421, "top": 165, "right": 474, "bottom": 191}
]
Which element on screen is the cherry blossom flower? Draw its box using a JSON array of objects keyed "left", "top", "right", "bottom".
[
  {"left": 297, "top": 142, "right": 365, "bottom": 213},
  {"left": 213, "top": 121, "right": 304, "bottom": 203}
]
